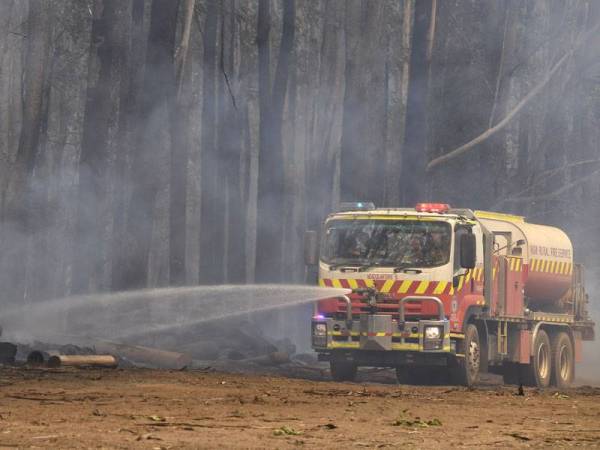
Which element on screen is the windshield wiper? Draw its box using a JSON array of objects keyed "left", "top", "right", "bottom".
[
  {"left": 357, "top": 261, "right": 397, "bottom": 272},
  {"left": 393, "top": 264, "right": 423, "bottom": 274}
]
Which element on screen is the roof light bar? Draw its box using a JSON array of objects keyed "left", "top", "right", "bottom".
[
  {"left": 338, "top": 202, "right": 376, "bottom": 212},
  {"left": 415, "top": 203, "right": 450, "bottom": 213}
]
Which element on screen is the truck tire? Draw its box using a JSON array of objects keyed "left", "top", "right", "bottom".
[
  {"left": 524, "top": 329, "right": 551, "bottom": 388},
  {"left": 551, "top": 331, "right": 574, "bottom": 388},
  {"left": 330, "top": 360, "right": 357, "bottom": 382},
  {"left": 451, "top": 324, "right": 480, "bottom": 386}
]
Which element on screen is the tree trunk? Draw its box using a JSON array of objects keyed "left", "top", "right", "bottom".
[
  {"left": 340, "top": 0, "right": 385, "bottom": 205},
  {"left": 121, "top": 0, "right": 179, "bottom": 289},
  {"left": 221, "top": 0, "right": 246, "bottom": 283},
  {"left": 73, "top": 0, "right": 127, "bottom": 295},
  {"left": 169, "top": 0, "right": 195, "bottom": 286},
  {"left": 198, "top": 0, "right": 223, "bottom": 284},
  {"left": 255, "top": 0, "right": 295, "bottom": 283},
  {"left": 111, "top": 0, "right": 145, "bottom": 291},
  {"left": 1, "top": 0, "right": 52, "bottom": 304}
]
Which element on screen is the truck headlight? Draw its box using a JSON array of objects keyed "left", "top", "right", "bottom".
[
  {"left": 312, "top": 322, "right": 328, "bottom": 348},
  {"left": 424, "top": 326, "right": 441, "bottom": 340},
  {"left": 314, "top": 323, "right": 327, "bottom": 337}
]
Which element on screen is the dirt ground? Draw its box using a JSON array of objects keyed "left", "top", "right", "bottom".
[{"left": 0, "top": 367, "right": 599, "bottom": 449}]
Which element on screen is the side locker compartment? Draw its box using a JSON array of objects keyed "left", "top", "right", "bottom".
[{"left": 505, "top": 256, "right": 524, "bottom": 317}]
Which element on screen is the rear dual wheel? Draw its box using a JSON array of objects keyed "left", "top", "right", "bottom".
[
  {"left": 502, "top": 330, "right": 575, "bottom": 388},
  {"left": 551, "top": 331, "right": 574, "bottom": 388},
  {"left": 523, "top": 329, "right": 574, "bottom": 388}
]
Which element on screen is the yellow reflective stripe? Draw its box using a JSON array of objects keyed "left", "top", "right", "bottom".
[
  {"left": 329, "top": 342, "right": 359, "bottom": 349},
  {"left": 391, "top": 343, "right": 420, "bottom": 351},
  {"left": 364, "top": 279, "right": 375, "bottom": 287},
  {"left": 457, "top": 275, "right": 464, "bottom": 291},
  {"left": 348, "top": 279, "right": 359, "bottom": 289},
  {"left": 433, "top": 281, "right": 448, "bottom": 295},
  {"left": 398, "top": 280, "right": 412, "bottom": 294},
  {"left": 360, "top": 332, "right": 392, "bottom": 337},
  {"left": 465, "top": 270, "right": 472, "bottom": 283},
  {"left": 334, "top": 215, "right": 444, "bottom": 221},
  {"left": 331, "top": 279, "right": 342, "bottom": 288},
  {"left": 381, "top": 280, "right": 394, "bottom": 293},
  {"left": 415, "top": 281, "right": 429, "bottom": 294},
  {"left": 318, "top": 279, "right": 326, "bottom": 287}
]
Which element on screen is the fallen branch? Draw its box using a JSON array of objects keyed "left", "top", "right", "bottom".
[
  {"left": 426, "top": 22, "right": 599, "bottom": 172},
  {"left": 492, "top": 159, "right": 600, "bottom": 208},
  {"left": 498, "top": 167, "right": 600, "bottom": 204}
]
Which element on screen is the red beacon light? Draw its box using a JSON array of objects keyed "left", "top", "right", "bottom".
[{"left": 415, "top": 203, "right": 450, "bottom": 213}]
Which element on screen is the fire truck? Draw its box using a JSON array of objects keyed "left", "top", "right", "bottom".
[{"left": 305, "top": 203, "right": 595, "bottom": 387}]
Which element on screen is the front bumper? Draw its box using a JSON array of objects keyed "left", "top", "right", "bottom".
[
  {"left": 312, "top": 317, "right": 451, "bottom": 352},
  {"left": 312, "top": 295, "right": 452, "bottom": 355}
]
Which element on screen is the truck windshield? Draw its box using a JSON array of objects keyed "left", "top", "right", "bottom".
[{"left": 321, "top": 219, "right": 451, "bottom": 268}]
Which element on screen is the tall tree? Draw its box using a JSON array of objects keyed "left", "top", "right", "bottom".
[
  {"left": 340, "top": 0, "right": 385, "bottom": 205},
  {"left": 255, "top": 0, "right": 296, "bottom": 283},
  {"left": 1, "top": 0, "right": 52, "bottom": 304},
  {"left": 111, "top": 0, "right": 145, "bottom": 291},
  {"left": 198, "top": 0, "right": 223, "bottom": 284},
  {"left": 220, "top": 0, "right": 246, "bottom": 283},
  {"left": 120, "top": 0, "right": 179, "bottom": 289},
  {"left": 169, "top": 0, "right": 195, "bottom": 286},
  {"left": 73, "top": 0, "right": 129, "bottom": 294}
]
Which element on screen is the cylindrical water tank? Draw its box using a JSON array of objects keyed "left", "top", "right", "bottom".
[{"left": 476, "top": 212, "right": 573, "bottom": 307}]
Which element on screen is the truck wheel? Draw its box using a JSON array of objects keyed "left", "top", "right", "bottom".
[
  {"left": 525, "top": 329, "right": 551, "bottom": 388},
  {"left": 330, "top": 360, "right": 357, "bottom": 382},
  {"left": 451, "top": 324, "right": 480, "bottom": 386},
  {"left": 551, "top": 331, "right": 574, "bottom": 388}
]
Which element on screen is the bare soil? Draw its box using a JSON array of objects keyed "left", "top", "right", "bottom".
[{"left": 0, "top": 367, "right": 599, "bottom": 449}]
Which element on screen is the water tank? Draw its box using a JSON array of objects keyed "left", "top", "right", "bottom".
[{"left": 475, "top": 211, "right": 573, "bottom": 307}]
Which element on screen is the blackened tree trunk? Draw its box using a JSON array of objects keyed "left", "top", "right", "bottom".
[
  {"left": 121, "top": 0, "right": 179, "bottom": 289},
  {"left": 73, "top": 0, "right": 127, "bottom": 294},
  {"left": 306, "top": 0, "right": 344, "bottom": 229},
  {"left": 111, "top": 0, "right": 145, "bottom": 291},
  {"left": 220, "top": 0, "right": 246, "bottom": 283},
  {"left": 1, "top": 0, "right": 52, "bottom": 304},
  {"left": 340, "top": 0, "right": 385, "bottom": 204},
  {"left": 255, "top": 0, "right": 295, "bottom": 283},
  {"left": 169, "top": 0, "right": 195, "bottom": 286},
  {"left": 198, "top": 0, "right": 223, "bottom": 284}
]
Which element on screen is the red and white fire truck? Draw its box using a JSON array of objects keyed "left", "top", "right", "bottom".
[{"left": 307, "top": 203, "right": 595, "bottom": 387}]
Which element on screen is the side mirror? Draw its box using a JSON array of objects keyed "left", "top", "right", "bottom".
[
  {"left": 304, "top": 230, "right": 319, "bottom": 266},
  {"left": 460, "top": 233, "right": 476, "bottom": 269}
]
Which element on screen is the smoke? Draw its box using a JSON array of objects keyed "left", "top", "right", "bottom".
[
  {"left": 577, "top": 267, "right": 600, "bottom": 385},
  {"left": 0, "top": 0, "right": 598, "bottom": 373}
]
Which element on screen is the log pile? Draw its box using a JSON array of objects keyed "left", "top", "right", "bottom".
[{"left": 10, "top": 318, "right": 320, "bottom": 373}]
